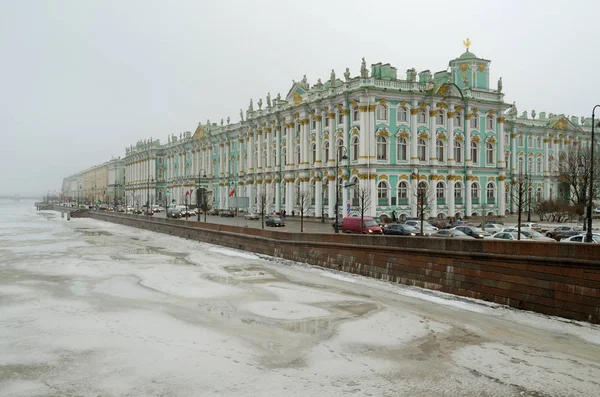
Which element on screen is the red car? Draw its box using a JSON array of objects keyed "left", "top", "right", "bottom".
[{"left": 219, "top": 210, "right": 234, "bottom": 217}]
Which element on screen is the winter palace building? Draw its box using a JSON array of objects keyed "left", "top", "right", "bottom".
[{"left": 122, "top": 44, "right": 596, "bottom": 219}]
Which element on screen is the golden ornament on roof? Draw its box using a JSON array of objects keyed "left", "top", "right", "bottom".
[{"left": 463, "top": 38, "right": 472, "bottom": 51}]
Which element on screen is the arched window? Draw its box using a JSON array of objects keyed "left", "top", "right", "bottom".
[
  {"left": 398, "top": 181, "right": 408, "bottom": 198},
  {"left": 528, "top": 157, "right": 533, "bottom": 174},
  {"left": 436, "top": 182, "right": 445, "bottom": 198},
  {"left": 397, "top": 137, "right": 407, "bottom": 161},
  {"left": 536, "top": 136, "right": 542, "bottom": 149},
  {"left": 353, "top": 107, "right": 359, "bottom": 122},
  {"left": 486, "top": 115, "right": 494, "bottom": 130},
  {"left": 351, "top": 136, "right": 359, "bottom": 161},
  {"left": 505, "top": 133, "right": 509, "bottom": 145},
  {"left": 282, "top": 148, "right": 287, "bottom": 165},
  {"left": 351, "top": 177, "right": 359, "bottom": 201},
  {"left": 536, "top": 187, "right": 542, "bottom": 202},
  {"left": 417, "top": 138, "right": 426, "bottom": 161},
  {"left": 295, "top": 145, "right": 300, "bottom": 165},
  {"left": 436, "top": 140, "right": 445, "bottom": 162},
  {"left": 486, "top": 182, "right": 495, "bottom": 199},
  {"left": 471, "top": 182, "right": 480, "bottom": 199},
  {"left": 417, "top": 181, "right": 428, "bottom": 200},
  {"left": 323, "top": 142, "right": 329, "bottom": 163},
  {"left": 336, "top": 139, "right": 344, "bottom": 161},
  {"left": 338, "top": 111, "right": 344, "bottom": 124},
  {"left": 312, "top": 118, "right": 316, "bottom": 130},
  {"left": 418, "top": 111, "right": 427, "bottom": 124},
  {"left": 397, "top": 107, "right": 408, "bottom": 122},
  {"left": 310, "top": 179, "right": 316, "bottom": 200},
  {"left": 536, "top": 157, "right": 542, "bottom": 174},
  {"left": 324, "top": 116, "right": 330, "bottom": 127},
  {"left": 486, "top": 142, "right": 495, "bottom": 164},
  {"left": 454, "top": 112, "right": 462, "bottom": 127},
  {"left": 377, "top": 181, "right": 389, "bottom": 199},
  {"left": 470, "top": 114, "right": 480, "bottom": 129},
  {"left": 376, "top": 136, "right": 388, "bottom": 160},
  {"left": 454, "top": 140, "right": 462, "bottom": 163},
  {"left": 436, "top": 112, "right": 445, "bottom": 125},
  {"left": 518, "top": 134, "right": 524, "bottom": 147},
  {"left": 518, "top": 156, "right": 524, "bottom": 174},
  {"left": 377, "top": 105, "right": 388, "bottom": 121},
  {"left": 454, "top": 182, "right": 463, "bottom": 199},
  {"left": 527, "top": 135, "right": 533, "bottom": 149},
  {"left": 471, "top": 141, "right": 479, "bottom": 164},
  {"left": 311, "top": 143, "right": 316, "bottom": 164}
]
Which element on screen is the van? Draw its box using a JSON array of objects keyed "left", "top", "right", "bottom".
[
  {"left": 167, "top": 207, "right": 182, "bottom": 219},
  {"left": 341, "top": 217, "right": 383, "bottom": 234}
]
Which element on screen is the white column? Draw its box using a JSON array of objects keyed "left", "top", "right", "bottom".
[
  {"left": 465, "top": 112, "right": 472, "bottom": 165},
  {"left": 511, "top": 133, "right": 517, "bottom": 173},
  {"left": 411, "top": 176, "right": 418, "bottom": 217},
  {"left": 327, "top": 177, "right": 335, "bottom": 218},
  {"left": 275, "top": 127, "right": 281, "bottom": 169},
  {"left": 315, "top": 179, "right": 322, "bottom": 218},
  {"left": 266, "top": 129, "right": 272, "bottom": 172},
  {"left": 315, "top": 116, "right": 322, "bottom": 167},
  {"left": 543, "top": 137, "right": 550, "bottom": 176},
  {"left": 497, "top": 117, "right": 505, "bottom": 169},
  {"left": 275, "top": 179, "right": 281, "bottom": 212},
  {"left": 257, "top": 131, "right": 263, "bottom": 172},
  {"left": 286, "top": 180, "right": 293, "bottom": 214},
  {"left": 447, "top": 113, "right": 455, "bottom": 166},
  {"left": 429, "top": 111, "right": 437, "bottom": 166},
  {"left": 498, "top": 177, "right": 506, "bottom": 216},
  {"left": 447, "top": 176, "right": 455, "bottom": 218},
  {"left": 410, "top": 106, "right": 418, "bottom": 164},
  {"left": 246, "top": 135, "right": 252, "bottom": 173},
  {"left": 368, "top": 178, "right": 377, "bottom": 217},
  {"left": 466, "top": 180, "right": 472, "bottom": 216},
  {"left": 300, "top": 120, "right": 307, "bottom": 168},
  {"left": 429, "top": 176, "right": 437, "bottom": 218}
]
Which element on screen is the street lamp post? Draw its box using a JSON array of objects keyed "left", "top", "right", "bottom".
[
  {"left": 197, "top": 169, "right": 207, "bottom": 221},
  {"left": 586, "top": 106, "right": 599, "bottom": 243},
  {"left": 334, "top": 146, "right": 348, "bottom": 234}
]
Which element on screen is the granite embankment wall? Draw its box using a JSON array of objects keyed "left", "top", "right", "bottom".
[{"left": 70, "top": 209, "right": 600, "bottom": 324}]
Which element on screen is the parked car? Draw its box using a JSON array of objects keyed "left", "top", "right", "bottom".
[
  {"left": 207, "top": 209, "right": 219, "bottom": 215},
  {"left": 340, "top": 217, "right": 383, "bottom": 234},
  {"left": 405, "top": 220, "right": 438, "bottom": 231},
  {"left": 167, "top": 207, "right": 182, "bottom": 219},
  {"left": 427, "top": 219, "right": 448, "bottom": 229},
  {"left": 483, "top": 224, "right": 505, "bottom": 234},
  {"left": 244, "top": 212, "right": 260, "bottom": 220},
  {"left": 593, "top": 207, "right": 600, "bottom": 214},
  {"left": 432, "top": 229, "right": 472, "bottom": 239},
  {"left": 126, "top": 206, "right": 134, "bottom": 213},
  {"left": 453, "top": 226, "right": 491, "bottom": 239},
  {"left": 220, "top": 210, "right": 235, "bottom": 217},
  {"left": 151, "top": 205, "right": 164, "bottom": 213},
  {"left": 553, "top": 230, "right": 584, "bottom": 241},
  {"left": 545, "top": 226, "right": 582, "bottom": 239},
  {"left": 560, "top": 234, "right": 600, "bottom": 243},
  {"left": 512, "top": 222, "right": 542, "bottom": 232},
  {"left": 489, "top": 231, "right": 530, "bottom": 241},
  {"left": 383, "top": 223, "right": 418, "bottom": 236},
  {"left": 446, "top": 220, "right": 472, "bottom": 229},
  {"left": 265, "top": 216, "right": 285, "bottom": 227},
  {"left": 518, "top": 229, "right": 555, "bottom": 241},
  {"left": 143, "top": 209, "right": 154, "bottom": 216},
  {"left": 133, "top": 207, "right": 143, "bottom": 215}
]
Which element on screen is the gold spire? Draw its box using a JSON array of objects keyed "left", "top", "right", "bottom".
[{"left": 463, "top": 38, "right": 472, "bottom": 52}]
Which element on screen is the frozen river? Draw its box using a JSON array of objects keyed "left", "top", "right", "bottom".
[{"left": 1, "top": 201, "right": 600, "bottom": 397}]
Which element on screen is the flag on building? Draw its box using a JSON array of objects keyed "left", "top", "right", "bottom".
[
  {"left": 186, "top": 190, "right": 190, "bottom": 196},
  {"left": 229, "top": 188, "right": 236, "bottom": 197}
]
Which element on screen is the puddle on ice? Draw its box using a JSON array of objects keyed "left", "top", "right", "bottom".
[
  {"left": 242, "top": 316, "right": 333, "bottom": 336},
  {"left": 204, "top": 274, "right": 240, "bottom": 285},
  {"left": 79, "top": 230, "right": 112, "bottom": 236}
]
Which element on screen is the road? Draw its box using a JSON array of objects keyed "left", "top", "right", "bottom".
[{"left": 1, "top": 203, "right": 599, "bottom": 397}]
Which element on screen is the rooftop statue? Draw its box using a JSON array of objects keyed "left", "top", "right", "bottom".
[
  {"left": 266, "top": 93, "right": 271, "bottom": 108},
  {"left": 315, "top": 78, "right": 323, "bottom": 88},
  {"left": 330, "top": 69, "right": 336, "bottom": 84},
  {"left": 221, "top": 118, "right": 224, "bottom": 126},
  {"left": 301, "top": 75, "right": 309, "bottom": 89},
  {"left": 426, "top": 75, "right": 434, "bottom": 91},
  {"left": 507, "top": 102, "right": 517, "bottom": 119},
  {"left": 581, "top": 116, "right": 585, "bottom": 126},
  {"left": 258, "top": 98, "right": 263, "bottom": 110},
  {"left": 240, "top": 109, "right": 244, "bottom": 122},
  {"left": 360, "top": 57, "right": 368, "bottom": 78},
  {"left": 276, "top": 93, "right": 281, "bottom": 101},
  {"left": 248, "top": 99, "right": 254, "bottom": 113},
  {"left": 497, "top": 77, "right": 503, "bottom": 93},
  {"left": 227, "top": 116, "right": 230, "bottom": 125},
  {"left": 531, "top": 110, "right": 536, "bottom": 119},
  {"left": 344, "top": 67, "right": 350, "bottom": 82}
]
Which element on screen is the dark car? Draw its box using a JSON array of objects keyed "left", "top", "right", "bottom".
[
  {"left": 453, "top": 226, "right": 490, "bottom": 239},
  {"left": 383, "top": 223, "right": 418, "bottom": 236},
  {"left": 207, "top": 209, "right": 219, "bottom": 216},
  {"left": 446, "top": 220, "right": 472, "bottom": 229},
  {"left": 554, "top": 230, "right": 584, "bottom": 241},
  {"left": 546, "top": 226, "right": 582, "bottom": 239},
  {"left": 266, "top": 216, "right": 285, "bottom": 227},
  {"left": 219, "top": 210, "right": 234, "bottom": 217},
  {"left": 427, "top": 219, "right": 448, "bottom": 229}
]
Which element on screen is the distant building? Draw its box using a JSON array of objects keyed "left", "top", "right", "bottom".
[{"left": 113, "top": 42, "right": 595, "bottom": 218}]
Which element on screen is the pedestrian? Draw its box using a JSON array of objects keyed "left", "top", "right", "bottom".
[
  {"left": 282, "top": 210, "right": 286, "bottom": 219},
  {"left": 292, "top": 210, "right": 295, "bottom": 217}
]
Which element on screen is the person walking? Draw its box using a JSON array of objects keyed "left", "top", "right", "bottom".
[{"left": 282, "top": 210, "right": 286, "bottom": 219}]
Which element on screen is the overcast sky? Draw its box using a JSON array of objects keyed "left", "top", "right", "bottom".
[{"left": 1, "top": 0, "right": 598, "bottom": 197}]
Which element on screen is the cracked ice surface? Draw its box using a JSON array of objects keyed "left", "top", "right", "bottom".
[{"left": 0, "top": 201, "right": 599, "bottom": 397}]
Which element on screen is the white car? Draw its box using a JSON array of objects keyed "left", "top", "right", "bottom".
[
  {"left": 518, "top": 229, "right": 555, "bottom": 242},
  {"left": 489, "top": 231, "right": 530, "bottom": 241},
  {"left": 560, "top": 234, "right": 600, "bottom": 243},
  {"left": 512, "top": 222, "right": 542, "bottom": 232},
  {"left": 405, "top": 220, "right": 438, "bottom": 231},
  {"left": 244, "top": 212, "right": 260, "bottom": 220},
  {"left": 483, "top": 224, "right": 505, "bottom": 234}
]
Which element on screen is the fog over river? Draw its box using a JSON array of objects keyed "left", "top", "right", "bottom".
[{"left": 1, "top": 200, "right": 599, "bottom": 397}]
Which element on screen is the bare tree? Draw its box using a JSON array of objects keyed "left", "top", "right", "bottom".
[
  {"left": 256, "top": 184, "right": 269, "bottom": 229},
  {"left": 295, "top": 190, "right": 311, "bottom": 233},
  {"left": 510, "top": 175, "right": 529, "bottom": 240},
  {"left": 414, "top": 181, "right": 434, "bottom": 236},
  {"left": 351, "top": 186, "right": 372, "bottom": 232},
  {"left": 553, "top": 144, "right": 600, "bottom": 205}
]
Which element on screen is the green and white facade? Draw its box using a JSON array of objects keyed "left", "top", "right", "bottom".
[{"left": 123, "top": 48, "right": 596, "bottom": 219}]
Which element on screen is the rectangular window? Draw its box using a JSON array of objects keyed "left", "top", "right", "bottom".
[
  {"left": 312, "top": 119, "right": 316, "bottom": 130},
  {"left": 470, "top": 116, "right": 479, "bottom": 129},
  {"left": 338, "top": 112, "right": 344, "bottom": 124},
  {"left": 325, "top": 117, "right": 329, "bottom": 127},
  {"left": 353, "top": 108, "right": 359, "bottom": 122}
]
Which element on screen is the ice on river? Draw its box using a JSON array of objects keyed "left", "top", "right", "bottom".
[{"left": 0, "top": 201, "right": 599, "bottom": 397}]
